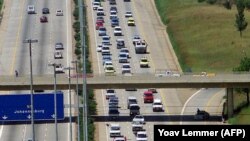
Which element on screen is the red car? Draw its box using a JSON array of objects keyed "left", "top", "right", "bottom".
[
  {"left": 40, "top": 16, "right": 48, "bottom": 23},
  {"left": 96, "top": 20, "right": 103, "bottom": 30},
  {"left": 143, "top": 91, "right": 154, "bottom": 103}
]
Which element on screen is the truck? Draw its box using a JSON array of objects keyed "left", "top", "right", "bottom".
[{"left": 135, "top": 40, "right": 147, "bottom": 54}]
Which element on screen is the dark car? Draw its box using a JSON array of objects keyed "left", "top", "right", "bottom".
[
  {"left": 40, "top": 16, "right": 48, "bottom": 22},
  {"left": 194, "top": 109, "right": 210, "bottom": 120},
  {"left": 42, "top": 8, "right": 49, "bottom": 14},
  {"left": 111, "top": 18, "right": 119, "bottom": 27},
  {"left": 110, "top": 7, "right": 117, "bottom": 13}
]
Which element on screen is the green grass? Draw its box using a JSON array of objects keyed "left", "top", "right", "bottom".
[
  {"left": 0, "top": 0, "right": 3, "bottom": 12},
  {"left": 229, "top": 106, "right": 250, "bottom": 124},
  {"left": 155, "top": 0, "right": 250, "bottom": 72}
]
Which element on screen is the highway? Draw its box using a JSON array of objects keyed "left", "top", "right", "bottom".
[
  {"left": 87, "top": 0, "right": 225, "bottom": 141},
  {"left": 0, "top": 0, "right": 75, "bottom": 141}
]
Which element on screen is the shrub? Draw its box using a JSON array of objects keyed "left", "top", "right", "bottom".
[
  {"left": 206, "top": 0, "right": 217, "bottom": 4},
  {"left": 75, "top": 48, "right": 82, "bottom": 55},
  {"left": 198, "top": 0, "right": 206, "bottom": 2},
  {"left": 74, "top": 33, "right": 81, "bottom": 41},
  {"left": 245, "top": 0, "right": 250, "bottom": 9},
  {"left": 73, "top": 7, "right": 79, "bottom": 20}
]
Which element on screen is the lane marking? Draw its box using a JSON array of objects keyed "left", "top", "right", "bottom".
[
  {"left": 11, "top": 0, "right": 26, "bottom": 74},
  {"left": 0, "top": 125, "right": 3, "bottom": 140},
  {"left": 180, "top": 89, "right": 203, "bottom": 124}
]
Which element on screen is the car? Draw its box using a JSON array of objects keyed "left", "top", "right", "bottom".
[
  {"left": 96, "top": 16, "right": 104, "bottom": 23},
  {"left": 143, "top": 91, "right": 153, "bottom": 103},
  {"left": 122, "top": 63, "right": 131, "bottom": 74},
  {"left": 54, "top": 51, "right": 63, "bottom": 59},
  {"left": 109, "top": 124, "right": 121, "bottom": 137},
  {"left": 102, "top": 36, "right": 111, "bottom": 45},
  {"left": 105, "top": 65, "right": 115, "bottom": 75},
  {"left": 133, "top": 115, "right": 145, "bottom": 124},
  {"left": 118, "top": 53, "right": 128, "bottom": 63},
  {"left": 120, "top": 48, "right": 129, "bottom": 57},
  {"left": 127, "top": 17, "right": 135, "bottom": 26},
  {"left": 110, "top": 11, "right": 118, "bottom": 19},
  {"left": 129, "top": 104, "right": 140, "bottom": 116},
  {"left": 102, "top": 55, "right": 112, "bottom": 65},
  {"left": 152, "top": 99, "right": 164, "bottom": 112},
  {"left": 42, "top": 8, "right": 49, "bottom": 14},
  {"left": 132, "top": 35, "right": 141, "bottom": 45},
  {"left": 55, "top": 64, "right": 64, "bottom": 73},
  {"left": 97, "top": 7, "right": 104, "bottom": 16},
  {"left": 140, "top": 57, "right": 149, "bottom": 68},
  {"left": 111, "top": 18, "right": 119, "bottom": 27},
  {"left": 27, "top": 5, "right": 35, "bottom": 14},
  {"left": 125, "top": 88, "right": 137, "bottom": 91},
  {"left": 124, "top": 0, "right": 131, "bottom": 2},
  {"left": 96, "top": 20, "right": 103, "bottom": 30},
  {"left": 113, "top": 136, "right": 127, "bottom": 141},
  {"left": 101, "top": 46, "right": 111, "bottom": 55},
  {"left": 116, "top": 39, "right": 125, "bottom": 49},
  {"left": 127, "top": 96, "right": 137, "bottom": 109},
  {"left": 40, "top": 16, "right": 48, "bottom": 23},
  {"left": 109, "top": 109, "right": 120, "bottom": 119},
  {"left": 125, "top": 11, "right": 133, "bottom": 18},
  {"left": 96, "top": 44, "right": 103, "bottom": 52},
  {"left": 148, "top": 88, "right": 157, "bottom": 93},
  {"left": 109, "top": 0, "right": 116, "bottom": 5},
  {"left": 56, "top": 9, "right": 63, "bottom": 16},
  {"left": 98, "top": 27, "right": 106, "bottom": 36},
  {"left": 110, "top": 7, "right": 118, "bottom": 13},
  {"left": 136, "top": 131, "right": 148, "bottom": 141},
  {"left": 105, "top": 89, "right": 116, "bottom": 100},
  {"left": 132, "top": 121, "right": 143, "bottom": 134},
  {"left": 55, "top": 43, "right": 64, "bottom": 50},
  {"left": 92, "top": 2, "right": 100, "bottom": 10},
  {"left": 104, "top": 61, "right": 113, "bottom": 69},
  {"left": 109, "top": 97, "right": 119, "bottom": 105},
  {"left": 114, "top": 26, "right": 122, "bottom": 36},
  {"left": 27, "top": 138, "right": 33, "bottom": 141},
  {"left": 194, "top": 109, "right": 210, "bottom": 120}
]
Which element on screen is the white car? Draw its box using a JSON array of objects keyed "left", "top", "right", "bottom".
[
  {"left": 133, "top": 115, "right": 145, "bottom": 124},
  {"left": 104, "top": 61, "right": 113, "bottom": 69},
  {"left": 101, "top": 46, "right": 110, "bottom": 55},
  {"left": 110, "top": 11, "right": 118, "bottom": 19},
  {"left": 120, "top": 48, "right": 129, "bottom": 57},
  {"left": 96, "top": 44, "right": 102, "bottom": 52},
  {"left": 114, "top": 26, "right": 122, "bottom": 36},
  {"left": 55, "top": 64, "right": 64, "bottom": 73},
  {"left": 113, "top": 136, "right": 127, "bottom": 141},
  {"left": 125, "top": 11, "right": 133, "bottom": 18},
  {"left": 54, "top": 51, "right": 63, "bottom": 59},
  {"left": 109, "top": 124, "right": 121, "bottom": 137},
  {"left": 132, "top": 35, "right": 141, "bottom": 45},
  {"left": 56, "top": 9, "right": 63, "bottom": 16},
  {"left": 152, "top": 99, "right": 164, "bottom": 112},
  {"left": 136, "top": 131, "right": 148, "bottom": 141},
  {"left": 102, "top": 36, "right": 110, "bottom": 45},
  {"left": 122, "top": 63, "right": 131, "bottom": 74},
  {"left": 92, "top": 2, "right": 100, "bottom": 10},
  {"left": 118, "top": 53, "right": 128, "bottom": 63},
  {"left": 132, "top": 121, "right": 143, "bottom": 134},
  {"left": 97, "top": 7, "right": 104, "bottom": 16},
  {"left": 27, "top": 5, "right": 35, "bottom": 14}
]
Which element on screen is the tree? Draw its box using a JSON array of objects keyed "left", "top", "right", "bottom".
[
  {"left": 233, "top": 56, "right": 250, "bottom": 105},
  {"left": 235, "top": 0, "right": 248, "bottom": 37}
]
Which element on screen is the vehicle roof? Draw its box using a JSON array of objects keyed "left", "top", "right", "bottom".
[
  {"left": 110, "top": 123, "right": 120, "bottom": 127},
  {"left": 154, "top": 99, "right": 162, "bottom": 103}
]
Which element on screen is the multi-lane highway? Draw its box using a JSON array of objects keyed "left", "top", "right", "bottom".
[
  {"left": 87, "top": 0, "right": 225, "bottom": 141},
  {"left": 0, "top": 0, "right": 75, "bottom": 141}
]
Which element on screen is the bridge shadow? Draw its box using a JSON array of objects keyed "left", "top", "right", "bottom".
[{"left": 91, "top": 115, "right": 222, "bottom": 122}]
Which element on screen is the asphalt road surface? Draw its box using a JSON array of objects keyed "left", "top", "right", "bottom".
[{"left": 87, "top": 0, "right": 225, "bottom": 141}]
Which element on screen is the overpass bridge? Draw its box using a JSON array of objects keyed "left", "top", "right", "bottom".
[
  {"left": 0, "top": 73, "right": 249, "bottom": 90},
  {"left": 1, "top": 73, "right": 248, "bottom": 118}
]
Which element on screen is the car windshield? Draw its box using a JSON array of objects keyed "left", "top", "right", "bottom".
[
  {"left": 111, "top": 126, "right": 120, "bottom": 130},
  {"left": 141, "top": 59, "right": 147, "bottom": 62},
  {"left": 123, "top": 65, "right": 130, "bottom": 68},
  {"left": 138, "top": 133, "right": 147, "bottom": 138}
]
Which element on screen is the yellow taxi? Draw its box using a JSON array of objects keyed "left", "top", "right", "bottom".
[
  {"left": 140, "top": 57, "right": 149, "bottom": 68},
  {"left": 127, "top": 17, "right": 135, "bottom": 26}
]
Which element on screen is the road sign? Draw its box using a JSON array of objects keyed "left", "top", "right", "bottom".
[{"left": 0, "top": 92, "right": 64, "bottom": 121}]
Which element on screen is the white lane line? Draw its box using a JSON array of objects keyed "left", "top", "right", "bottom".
[
  {"left": 44, "top": 123, "right": 48, "bottom": 141},
  {"left": 180, "top": 89, "right": 203, "bottom": 125},
  {"left": 0, "top": 125, "right": 3, "bottom": 140},
  {"left": 22, "top": 124, "right": 27, "bottom": 141}
]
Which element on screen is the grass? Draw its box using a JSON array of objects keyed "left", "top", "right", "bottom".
[
  {"left": 155, "top": 0, "right": 250, "bottom": 72},
  {"left": 229, "top": 106, "right": 250, "bottom": 124},
  {"left": 0, "top": 0, "right": 3, "bottom": 12}
]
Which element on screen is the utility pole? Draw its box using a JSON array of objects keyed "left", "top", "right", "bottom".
[{"left": 23, "top": 39, "right": 38, "bottom": 141}]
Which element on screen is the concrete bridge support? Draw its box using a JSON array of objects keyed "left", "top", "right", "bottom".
[{"left": 227, "top": 88, "right": 234, "bottom": 118}]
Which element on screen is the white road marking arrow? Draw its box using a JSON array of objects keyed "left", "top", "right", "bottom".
[
  {"left": 27, "top": 114, "right": 31, "bottom": 119},
  {"left": 2, "top": 115, "right": 8, "bottom": 120}
]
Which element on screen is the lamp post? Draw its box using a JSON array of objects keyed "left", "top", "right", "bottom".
[
  {"left": 71, "top": 60, "right": 80, "bottom": 141},
  {"left": 23, "top": 39, "right": 38, "bottom": 141},
  {"left": 64, "top": 66, "right": 74, "bottom": 141},
  {"left": 48, "top": 63, "right": 58, "bottom": 141}
]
